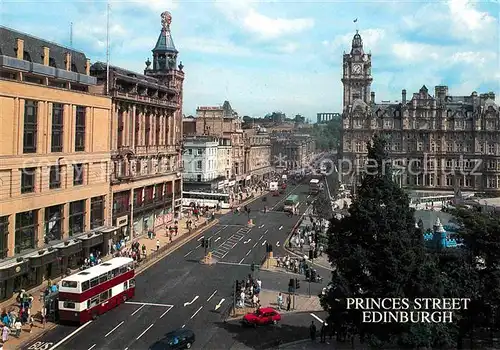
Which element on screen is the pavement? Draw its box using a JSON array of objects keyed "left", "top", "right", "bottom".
[{"left": 21, "top": 182, "right": 329, "bottom": 350}]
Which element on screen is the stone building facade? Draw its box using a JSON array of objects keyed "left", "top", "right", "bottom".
[
  {"left": 189, "top": 101, "right": 246, "bottom": 181},
  {"left": 270, "top": 132, "right": 315, "bottom": 171},
  {"left": 89, "top": 11, "right": 184, "bottom": 240},
  {"left": 341, "top": 31, "right": 500, "bottom": 193},
  {"left": 0, "top": 26, "right": 113, "bottom": 300},
  {"left": 243, "top": 128, "right": 273, "bottom": 181}
]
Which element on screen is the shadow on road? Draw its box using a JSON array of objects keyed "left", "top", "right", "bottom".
[{"left": 213, "top": 316, "right": 311, "bottom": 349}]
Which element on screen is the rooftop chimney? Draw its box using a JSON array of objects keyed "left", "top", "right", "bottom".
[
  {"left": 16, "top": 39, "right": 24, "bottom": 59},
  {"left": 402, "top": 89, "right": 407, "bottom": 104},
  {"left": 85, "top": 59, "right": 91, "bottom": 75},
  {"left": 42, "top": 47, "right": 50, "bottom": 66},
  {"left": 371, "top": 91, "right": 375, "bottom": 104},
  {"left": 65, "top": 52, "right": 71, "bottom": 71}
]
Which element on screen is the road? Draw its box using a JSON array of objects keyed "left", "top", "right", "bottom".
[{"left": 25, "top": 183, "right": 326, "bottom": 350}]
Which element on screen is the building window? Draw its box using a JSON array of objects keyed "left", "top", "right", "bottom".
[
  {"left": 197, "top": 174, "right": 202, "bottom": 182},
  {"left": 196, "top": 160, "right": 202, "bottom": 170},
  {"left": 69, "top": 200, "right": 85, "bottom": 236},
  {"left": 113, "top": 191, "right": 130, "bottom": 215},
  {"left": 44, "top": 205, "right": 62, "bottom": 243},
  {"left": 15, "top": 210, "right": 37, "bottom": 254},
  {"left": 49, "top": 165, "right": 61, "bottom": 189},
  {"left": 21, "top": 167, "right": 36, "bottom": 194},
  {"left": 197, "top": 148, "right": 202, "bottom": 155},
  {"left": 446, "top": 175, "right": 453, "bottom": 187},
  {"left": 488, "top": 144, "right": 495, "bottom": 155},
  {"left": 90, "top": 196, "right": 105, "bottom": 229},
  {"left": 23, "top": 100, "right": 38, "bottom": 153},
  {"left": 51, "top": 103, "right": 64, "bottom": 152},
  {"left": 73, "top": 164, "right": 84, "bottom": 185},
  {"left": 188, "top": 149, "right": 192, "bottom": 155},
  {"left": 117, "top": 110, "right": 124, "bottom": 148},
  {"left": 75, "top": 106, "right": 86, "bottom": 151},
  {"left": 0, "top": 216, "right": 8, "bottom": 259}
]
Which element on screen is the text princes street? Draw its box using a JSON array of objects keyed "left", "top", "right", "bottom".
[{"left": 362, "top": 311, "right": 454, "bottom": 323}]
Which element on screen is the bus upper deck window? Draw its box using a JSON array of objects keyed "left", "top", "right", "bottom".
[{"left": 61, "top": 280, "right": 78, "bottom": 288}]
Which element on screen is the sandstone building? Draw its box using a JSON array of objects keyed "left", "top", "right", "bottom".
[
  {"left": 0, "top": 26, "right": 113, "bottom": 299},
  {"left": 89, "top": 11, "right": 185, "bottom": 239},
  {"left": 340, "top": 31, "right": 500, "bottom": 193},
  {"left": 270, "top": 132, "right": 315, "bottom": 171},
  {"left": 243, "top": 127, "right": 273, "bottom": 181}
]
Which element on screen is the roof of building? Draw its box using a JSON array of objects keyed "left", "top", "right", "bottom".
[
  {"left": 0, "top": 26, "right": 88, "bottom": 73},
  {"left": 60, "top": 257, "right": 134, "bottom": 283}
]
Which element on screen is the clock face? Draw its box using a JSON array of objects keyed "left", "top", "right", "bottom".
[{"left": 352, "top": 64, "right": 362, "bottom": 74}]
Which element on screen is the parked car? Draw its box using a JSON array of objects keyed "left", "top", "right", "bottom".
[
  {"left": 242, "top": 307, "right": 281, "bottom": 327},
  {"left": 149, "top": 329, "right": 195, "bottom": 349}
]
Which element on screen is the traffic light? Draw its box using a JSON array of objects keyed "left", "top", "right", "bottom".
[
  {"left": 295, "top": 278, "right": 300, "bottom": 289},
  {"left": 206, "top": 238, "right": 211, "bottom": 248},
  {"left": 251, "top": 263, "right": 255, "bottom": 272},
  {"left": 201, "top": 239, "right": 205, "bottom": 248},
  {"left": 266, "top": 243, "right": 273, "bottom": 253},
  {"left": 235, "top": 280, "right": 241, "bottom": 293},
  {"left": 309, "top": 250, "right": 313, "bottom": 260},
  {"left": 289, "top": 278, "right": 294, "bottom": 287}
]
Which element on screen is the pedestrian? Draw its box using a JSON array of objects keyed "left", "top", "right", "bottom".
[
  {"left": 14, "top": 320, "right": 22, "bottom": 337},
  {"left": 286, "top": 294, "right": 291, "bottom": 311},
  {"left": 156, "top": 239, "right": 160, "bottom": 251},
  {"left": 320, "top": 321, "right": 327, "bottom": 343},
  {"left": 277, "top": 293, "right": 283, "bottom": 310},
  {"left": 2, "top": 324, "right": 8, "bottom": 343},
  {"left": 41, "top": 306, "right": 47, "bottom": 328},
  {"left": 29, "top": 315, "right": 34, "bottom": 333},
  {"left": 309, "top": 321, "right": 317, "bottom": 342}
]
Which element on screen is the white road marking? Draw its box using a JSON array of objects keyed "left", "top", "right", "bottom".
[
  {"left": 221, "top": 251, "right": 229, "bottom": 259},
  {"left": 183, "top": 250, "right": 192, "bottom": 257},
  {"left": 197, "top": 236, "right": 204, "bottom": 241},
  {"left": 239, "top": 257, "right": 245, "bottom": 264},
  {"left": 181, "top": 324, "right": 186, "bottom": 329},
  {"left": 259, "top": 224, "right": 264, "bottom": 228},
  {"left": 215, "top": 237, "right": 221, "bottom": 242},
  {"left": 184, "top": 295, "right": 199, "bottom": 307},
  {"left": 243, "top": 239, "right": 251, "bottom": 244},
  {"left": 232, "top": 243, "right": 238, "bottom": 248},
  {"left": 279, "top": 225, "right": 283, "bottom": 230},
  {"left": 217, "top": 261, "right": 252, "bottom": 267},
  {"left": 276, "top": 241, "right": 280, "bottom": 247},
  {"left": 124, "top": 348, "right": 128, "bottom": 350},
  {"left": 160, "top": 305, "right": 173, "bottom": 319},
  {"left": 207, "top": 290, "right": 217, "bottom": 302},
  {"left": 125, "top": 302, "right": 174, "bottom": 307},
  {"left": 48, "top": 321, "right": 93, "bottom": 349},
  {"left": 136, "top": 323, "right": 155, "bottom": 340},
  {"left": 190, "top": 306, "right": 203, "bottom": 319},
  {"left": 246, "top": 249, "right": 251, "bottom": 256},
  {"left": 239, "top": 235, "right": 245, "bottom": 241},
  {"left": 310, "top": 313, "right": 326, "bottom": 325},
  {"left": 261, "top": 240, "right": 267, "bottom": 246},
  {"left": 130, "top": 304, "right": 145, "bottom": 316},
  {"left": 252, "top": 242, "right": 258, "bottom": 248},
  {"left": 259, "top": 235, "right": 263, "bottom": 240},
  {"left": 195, "top": 244, "right": 201, "bottom": 248},
  {"left": 264, "top": 229, "right": 269, "bottom": 234},
  {"left": 215, "top": 298, "right": 225, "bottom": 310},
  {"left": 87, "top": 345, "right": 96, "bottom": 350},
  {"left": 105, "top": 321, "right": 124, "bottom": 337}
]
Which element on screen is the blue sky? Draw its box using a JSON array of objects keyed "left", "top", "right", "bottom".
[{"left": 1, "top": 0, "right": 499, "bottom": 120}]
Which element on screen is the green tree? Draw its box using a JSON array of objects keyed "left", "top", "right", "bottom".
[
  {"left": 313, "top": 191, "right": 331, "bottom": 220},
  {"left": 321, "top": 134, "right": 457, "bottom": 348}
]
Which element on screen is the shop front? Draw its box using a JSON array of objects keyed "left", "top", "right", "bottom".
[
  {"left": 54, "top": 240, "right": 83, "bottom": 272},
  {"left": 0, "top": 259, "right": 30, "bottom": 301},
  {"left": 26, "top": 247, "right": 59, "bottom": 286},
  {"left": 78, "top": 231, "right": 104, "bottom": 258}
]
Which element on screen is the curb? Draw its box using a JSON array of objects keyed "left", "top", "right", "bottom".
[
  {"left": 136, "top": 219, "right": 219, "bottom": 274},
  {"left": 277, "top": 338, "right": 311, "bottom": 349},
  {"left": 19, "top": 323, "right": 58, "bottom": 348}
]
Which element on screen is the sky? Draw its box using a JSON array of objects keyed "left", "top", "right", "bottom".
[{"left": 1, "top": 0, "right": 499, "bottom": 120}]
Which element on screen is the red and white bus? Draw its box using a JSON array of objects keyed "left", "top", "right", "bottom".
[{"left": 58, "top": 257, "right": 135, "bottom": 324}]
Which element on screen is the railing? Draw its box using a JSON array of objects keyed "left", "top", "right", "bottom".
[{"left": 113, "top": 91, "right": 178, "bottom": 108}]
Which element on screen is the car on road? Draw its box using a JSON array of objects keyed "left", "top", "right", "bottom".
[
  {"left": 242, "top": 307, "right": 281, "bottom": 327},
  {"left": 149, "top": 329, "right": 195, "bottom": 349}
]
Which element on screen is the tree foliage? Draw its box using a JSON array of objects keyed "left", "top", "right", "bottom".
[
  {"left": 313, "top": 190, "right": 332, "bottom": 220},
  {"left": 321, "top": 133, "right": 500, "bottom": 348},
  {"left": 312, "top": 119, "right": 341, "bottom": 151}
]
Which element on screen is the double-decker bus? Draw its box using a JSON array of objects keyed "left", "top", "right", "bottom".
[
  {"left": 182, "top": 191, "right": 231, "bottom": 209},
  {"left": 58, "top": 257, "right": 135, "bottom": 324},
  {"left": 309, "top": 179, "right": 321, "bottom": 195}
]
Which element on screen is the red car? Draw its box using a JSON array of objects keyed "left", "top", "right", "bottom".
[
  {"left": 242, "top": 307, "right": 281, "bottom": 326},
  {"left": 272, "top": 190, "right": 280, "bottom": 196}
]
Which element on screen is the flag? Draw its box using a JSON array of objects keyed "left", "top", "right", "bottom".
[{"left": 353, "top": 18, "right": 358, "bottom": 23}]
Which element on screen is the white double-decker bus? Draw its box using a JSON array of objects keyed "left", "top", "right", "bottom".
[
  {"left": 182, "top": 191, "right": 231, "bottom": 208},
  {"left": 58, "top": 257, "right": 135, "bottom": 324}
]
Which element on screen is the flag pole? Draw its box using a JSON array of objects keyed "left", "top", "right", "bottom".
[{"left": 106, "top": 1, "right": 110, "bottom": 95}]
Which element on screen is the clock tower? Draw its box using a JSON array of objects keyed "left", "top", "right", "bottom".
[{"left": 341, "top": 30, "right": 373, "bottom": 109}]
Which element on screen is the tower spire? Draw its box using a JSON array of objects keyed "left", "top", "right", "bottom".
[{"left": 148, "top": 11, "right": 178, "bottom": 73}]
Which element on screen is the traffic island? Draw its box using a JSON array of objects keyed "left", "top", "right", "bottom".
[
  {"left": 227, "top": 289, "right": 323, "bottom": 321},
  {"left": 200, "top": 252, "right": 217, "bottom": 265}
]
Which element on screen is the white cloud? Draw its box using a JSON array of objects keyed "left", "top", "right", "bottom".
[
  {"left": 447, "top": 0, "right": 497, "bottom": 43},
  {"left": 111, "top": 0, "right": 178, "bottom": 13},
  {"left": 391, "top": 42, "right": 441, "bottom": 62},
  {"left": 214, "top": 0, "right": 314, "bottom": 39},
  {"left": 276, "top": 42, "right": 299, "bottom": 54},
  {"left": 180, "top": 37, "right": 254, "bottom": 56}
]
